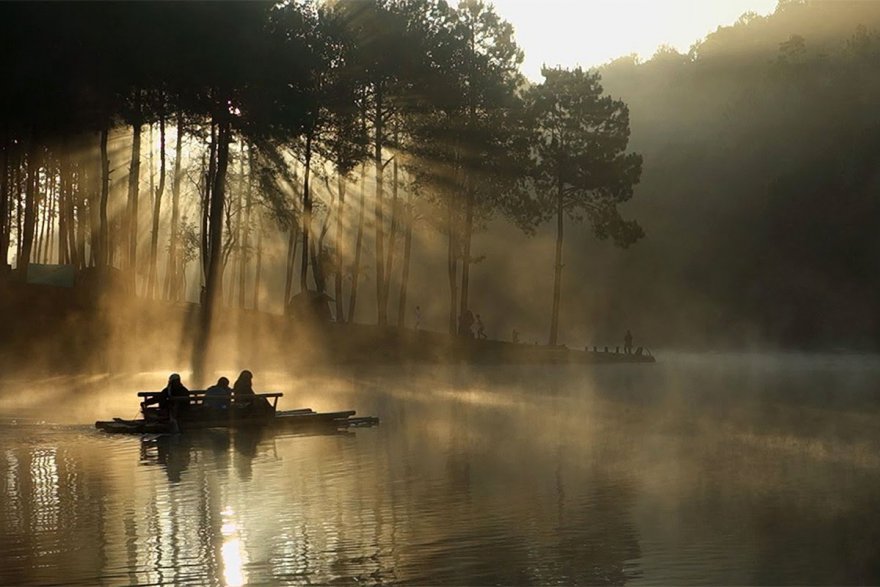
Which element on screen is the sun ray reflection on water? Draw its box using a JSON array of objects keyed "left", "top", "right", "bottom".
[{"left": 221, "top": 507, "right": 246, "bottom": 587}]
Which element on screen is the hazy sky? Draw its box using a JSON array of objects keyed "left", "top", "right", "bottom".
[{"left": 491, "top": 0, "right": 778, "bottom": 79}]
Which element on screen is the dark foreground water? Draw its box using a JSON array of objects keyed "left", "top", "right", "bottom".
[{"left": 2, "top": 353, "right": 880, "bottom": 585}]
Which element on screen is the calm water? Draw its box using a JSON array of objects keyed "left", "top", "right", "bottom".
[{"left": 2, "top": 353, "right": 880, "bottom": 585}]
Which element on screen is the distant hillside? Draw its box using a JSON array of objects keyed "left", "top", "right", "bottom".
[{"left": 574, "top": 0, "right": 880, "bottom": 349}]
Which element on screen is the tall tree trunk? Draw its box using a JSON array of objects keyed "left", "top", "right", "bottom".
[
  {"left": 239, "top": 142, "right": 252, "bottom": 309},
  {"left": 229, "top": 140, "right": 243, "bottom": 306},
  {"left": 459, "top": 54, "right": 478, "bottom": 328},
  {"left": 0, "top": 137, "right": 10, "bottom": 267},
  {"left": 35, "top": 161, "right": 47, "bottom": 265},
  {"left": 193, "top": 116, "right": 230, "bottom": 386},
  {"left": 147, "top": 115, "right": 166, "bottom": 299},
  {"left": 459, "top": 183, "right": 474, "bottom": 328},
  {"left": 74, "top": 166, "right": 87, "bottom": 269},
  {"left": 384, "top": 151, "right": 399, "bottom": 316},
  {"left": 334, "top": 174, "right": 345, "bottom": 323},
  {"left": 86, "top": 162, "right": 100, "bottom": 267},
  {"left": 57, "top": 153, "right": 69, "bottom": 264},
  {"left": 46, "top": 167, "right": 57, "bottom": 263},
  {"left": 15, "top": 160, "right": 23, "bottom": 267},
  {"left": 47, "top": 168, "right": 56, "bottom": 263},
  {"left": 127, "top": 118, "right": 142, "bottom": 284},
  {"left": 0, "top": 143, "right": 10, "bottom": 268},
  {"left": 446, "top": 208, "right": 458, "bottom": 334},
  {"left": 35, "top": 166, "right": 47, "bottom": 265},
  {"left": 457, "top": 26, "right": 478, "bottom": 335},
  {"left": 309, "top": 229, "right": 322, "bottom": 293},
  {"left": 397, "top": 187, "right": 413, "bottom": 328},
  {"left": 374, "top": 86, "right": 387, "bottom": 326},
  {"left": 348, "top": 163, "right": 366, "bottom": 323},
  {"left": 19, "top": 139, "right": 39, "bottom": 275},
  {"left": 7, "top": 148, "right": 21, "bottom": 268},
  {"left": 313, "top": 181, "right": 333, "bottom": 294},
  {"left": 62, "top": 151, "right": 78, "bottom": 268},
  {"left": 549, "top": 186, "right": 564, "bottom": 346},
  {"left": 45, "top": 165, "right": 57, "bottom": 263},
  {"left": 221, "top": 225, "right": 234, "bottom": 308},
  {"left": 284, "top": 221, "right": 300, "bottom": 309},
  {"left": 299, "top": 134, "right": 312, "bottom": 293},
  {"left": 149, "top": 122, "right": 155, "bottom": 242},
  {"left": 9, "top": 153, "right": 19, "bottom": 266},
  {"left": 98, "top": 126, "right": 110, "bottom": 267},
  {"left": 447, "top": 197, "right": 458, "bottom": 334},
  {"left": 253, "top": 212, "right": 263, "bottom": 311},
  {"left": 165, "top": 113, "right": 184, "bottom": 301},
  {"left": 201, "top": 122, "right": 217, "bottom": 282}
]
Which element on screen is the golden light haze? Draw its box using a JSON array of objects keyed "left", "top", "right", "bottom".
[{"left": 492, "top": 0, "right": 778, "bottom": 78}]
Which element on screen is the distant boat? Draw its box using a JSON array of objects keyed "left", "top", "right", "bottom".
[{"left": 95, "top": 390, "right": 378, "bottom": 434}]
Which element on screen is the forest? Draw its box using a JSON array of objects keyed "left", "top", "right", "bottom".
[
  {"left": 0, "top": 0, "right": 641, "bottom": 375},
  {"left": 2, "top": 0, "right": 880, "bottom": 372}
]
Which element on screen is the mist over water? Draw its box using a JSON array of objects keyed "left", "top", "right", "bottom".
[{"left": 3, "top": 353, "right": 880, "bottom": 585}]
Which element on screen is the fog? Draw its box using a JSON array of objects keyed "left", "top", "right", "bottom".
[{"left": 4, "top": 354, "right": 880, "bottom": 584}]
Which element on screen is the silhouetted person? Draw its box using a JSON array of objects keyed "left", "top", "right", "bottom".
[
  {"left": 233, "top": 370, "right": 271, "bottom": 415},
  {"left": 459, "top": 309, "right": 474, "bottom": 338},
  {"left": 165, "top": 371, "right": 189, "bottom": 395},
  {"left": 475, "top": 314, "right": 486, "bottom": 339},
  {"left": 233, "top": 370, "right": 255, "bottom": 398},
  {"left": 204, "top": 376, "right": 231, "bottom": 410},
  {"left": 153, "top": 373, "right": 190, "bottom": 429},
  {"left": 415, "top": 305, "right": 421, "bottom": 330},
  {"left": 624, "top": 330, "right": 633, "bottom": 354}
]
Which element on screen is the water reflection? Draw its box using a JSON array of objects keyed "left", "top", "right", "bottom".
[
  {"left": 0, "top": 356, "right": 880, "bottom": 584},
  {"left": 139, "top": 430, "right": 273, "bottom": 484},
  {"left": 220, "top": 508, "right": 246, "bottom": 587}
]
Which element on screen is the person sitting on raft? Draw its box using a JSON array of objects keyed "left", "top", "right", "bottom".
[
  {"left": 232, "top": 370, "right": 271, "bottom": 414},
  {"left": 204, "top": 376, "right": 231, "bottom": 410},
  {"left": 233, "top": 370, "right": 254, "bottom": 398},
  {"left": 142, "top": 373, "right": 190, "bottom": 420},
  {"left": 164, "top": 373, "right": 191, "bottom": 415}
]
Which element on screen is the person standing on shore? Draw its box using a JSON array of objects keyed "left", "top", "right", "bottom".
[
  {"left": 624, "top": 329, "right": 633, "bottom": 354},
  {"left": 459, "top": 310, "right": 474, "bottom": 338}
]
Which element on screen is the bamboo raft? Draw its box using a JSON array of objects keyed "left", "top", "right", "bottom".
[{"left": 95, "top": 391, "right": 379, "bottom": 434}]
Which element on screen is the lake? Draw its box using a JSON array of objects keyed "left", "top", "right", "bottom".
[{"left": 2, "top": 353, "right": 880, "bottom": 585}]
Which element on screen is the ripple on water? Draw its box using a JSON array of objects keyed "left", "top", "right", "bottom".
[{"left": 2, "top": 359, "right": 880, "bottom": 584}]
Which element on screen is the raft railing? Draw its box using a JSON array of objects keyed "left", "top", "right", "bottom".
[{"left": 137, "top": 391, "right": 283, "bottom": 411}]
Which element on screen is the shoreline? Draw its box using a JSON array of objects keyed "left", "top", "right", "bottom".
[{"left": 0, "top": 280, "right": 654, "bottom": 375}]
